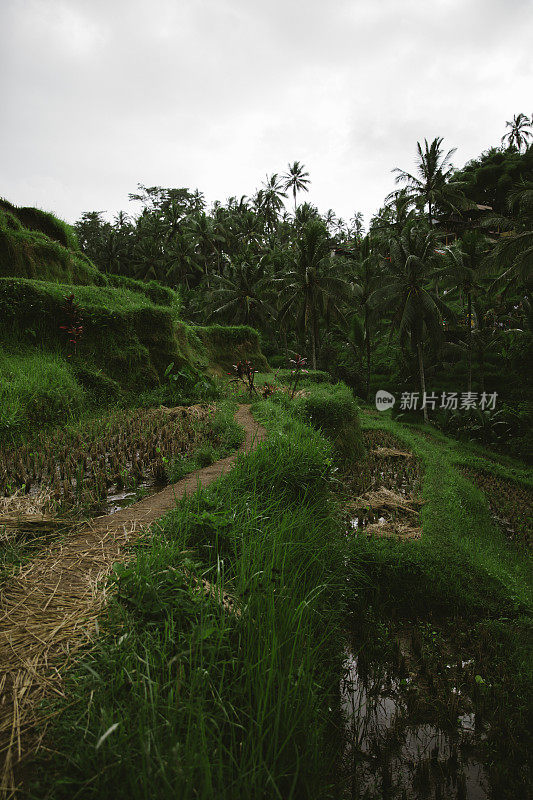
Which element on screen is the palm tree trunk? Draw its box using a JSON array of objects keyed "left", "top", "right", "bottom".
[
  {"left": 309, "top": 305, "right": 316, "bottom": 369},
  {"left": 479, "top": 350, "right": 485, "bottom": 394},
  {"left": 467, "top": 292, "right": 472, "bottom": 393},
  {"left": 417, "top": 340, "right": 428, "bottom": 423},
  {"left": 310, "top": 308, "right": 317, "bottom": 370},
  {"left": 310, "top": 332, "right": 317, "bottom": 370},
  {"left": 365, "top": 308, "right": 371, "bottom": 400}
]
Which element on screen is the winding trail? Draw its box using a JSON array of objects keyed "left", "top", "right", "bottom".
[{"left": 0, "top": 405, "right": 266, "bottom": 798}]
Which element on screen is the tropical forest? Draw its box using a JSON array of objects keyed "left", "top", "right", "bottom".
[{"left": 0, "top": 115, "right": 531, "bottom": 800}]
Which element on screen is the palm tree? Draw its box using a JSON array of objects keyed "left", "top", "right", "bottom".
[
  {"left": 209, "top": 257, "right": 275, "bottom": 328},
  {"left": 501, "top": 113, "right": 532, "bottom": 153},
  {"left": 350, "top": 211, "right": 365, "bottom": 238},
  {"left": 294, "top": 202, "right": 321, "bottom": 228},
  {"left": 324, "top": 209, "right": 338, "bottom": 234},
  {"left": 371, "top": 225, "right": 452, "bottom": 422},
  {"left": 259, "top": 174, "right": 287, "bottom": 232},
  {"left": 385, "top": 189, "right": 417, "bottom": 231},
  {"left": 113, "top": 210, "right": 130, "bottom": 229},
  {"left": 280, "top": 220, "right": 353, "bottom": 369},
  {"left": 392, "top": 138, "right": 464, "bottom": 226},
  {"left": 189, "top": 213, "right": 225, "bottom": 281},
  {"left": 283, "top": 161, "right": 311, "bottom": 213},
  {"left": 437, "top": 231, "right": 486, "bottom": 392},
  {"left": 485, "top": 180, "right": 533, "bottom": 295},
  {"left": 354, "top": 236, "right": 382, "bottom": 399}
]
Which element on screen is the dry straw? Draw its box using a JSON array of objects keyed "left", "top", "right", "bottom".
[
  {"left": 0, "top": 404, "right": 264, "bottom": 798},
  {"left": 0, "top": 517, "right": 140, "bottom": 798},
  {"left": 351, "top": 487, "right": 426, "bottom": 517},
  {"left": 370, "top": 446, "right": 414, "bottom": 459}
]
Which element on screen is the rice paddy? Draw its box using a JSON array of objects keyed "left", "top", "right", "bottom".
[
  {"left": 342, "top": 429, "right": 424, "bottom": 538},
  {"left": 0, "top": 405, "right": 219, "bottom": 516},
  {"left": 0, "top": 382, "right": 530, "bottom": 800},
  {"left": 459, "top": 467, "right": 532, "bottom": 546},
  {"left": 0, "top": 404, "right": 260, "bottom": 798},
  {"left": 341, "top": 410, "right": 532, "bottom": 800}
]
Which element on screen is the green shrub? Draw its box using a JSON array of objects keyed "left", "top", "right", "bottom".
[
  {"left": 165, "top": 455, "right": 197, "bottom": 483},
  {"left": 0, "top": 350, "right": 87, "bottom": 439},
  {"left": 289, "top": 383, "right": 365, "bottom": 463},
  {"left": 194, "top": 444, "right": 218, "bottom": 467},
  {"left": 298, "top": 384, "right": 356, "bottom": 429},
  {"left": 249, "top": 401, "right": 335, "bottom": 499}
]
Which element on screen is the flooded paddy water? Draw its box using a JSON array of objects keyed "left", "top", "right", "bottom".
[
  {"left": 337, "top": 427, "right": 513, "bottom": 799},
  {"left": 339, "top": 634, "right": 490, "bottom": 800}
]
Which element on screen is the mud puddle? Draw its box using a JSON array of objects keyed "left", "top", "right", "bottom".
[{"left": 101, "top": 478, "right": 166, "bottom": 515}]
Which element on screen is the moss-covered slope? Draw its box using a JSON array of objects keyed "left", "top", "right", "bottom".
[
  {"left": 0, "top": 199, "right": 269, "bottom": 439},
  {"left": 0, "top": 198, "right": 104, "bottom": 285},
  {"left": 0, "top": 278, "right": 267, "bottom": 387}
]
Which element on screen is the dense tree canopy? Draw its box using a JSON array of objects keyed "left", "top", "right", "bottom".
[{"left": 74, "top": 119, "right": 532, "bottom": 447}]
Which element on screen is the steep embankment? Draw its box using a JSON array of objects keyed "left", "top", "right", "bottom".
[
  {"left": 0, "top": 198, "right": 101, "bottom": 285},
  {"left": 0, "top": 200, "right": 269, "bottom": 439}
]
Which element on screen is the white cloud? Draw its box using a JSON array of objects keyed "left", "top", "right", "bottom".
[{"left": 1, "top": 0, "right": 531, "bottom": 227}]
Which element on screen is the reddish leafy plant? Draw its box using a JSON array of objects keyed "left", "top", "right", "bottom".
[
  {"left": 59, "top": 294, "right": 84, "bottom": 357},
  {"left": 230, "top": 360, "right": 259, "bottom": 396},
  {"left": 261, "top": 383, "right": 277, "bottom": 399},
  {"left": 288, "top": 354, "right": 308, "bottom": 399}
]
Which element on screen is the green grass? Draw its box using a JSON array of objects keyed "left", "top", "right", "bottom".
[
  {"left": 0, "top": 274, "right": 270, "bottom": 439},
  {"left": 0, "top": 349, "right": 87, "bottom": 439},
  {"left": 13, "top": 376, "right": 531, "bottom": 797},
  {"left": 0, "top": 278, "right": 186, "bottom": 391},
  {"left": 0, "top": 198, "right": 80, "bottom": 251},
  {"left": 354, "top": 412, "right": 532, "bottom": 614},
  {"left": 0, "top": 203, "right": 103, "bottom": 285},
  {"left": 164, "top": 400, "right": 245, "bottom": 479},
  {"left": 30, "top": 401, "right": 344, "bottom": 799},
  {"left": 265, "top": 379, "right": 365, "bottom": 465},
  {"left": 344, "top": 409, "right": 532, "bottom": 797},
  {"left": 0, "top": 198, "right": 268, "bottom": 416}
]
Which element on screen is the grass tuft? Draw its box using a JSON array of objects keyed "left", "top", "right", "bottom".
[{"left": 31, "top": 401, "right": 344, "bottom": 799}]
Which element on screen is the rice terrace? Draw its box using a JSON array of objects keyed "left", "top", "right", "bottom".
[{"left": 1, "top": 5, "right": 532, "bottom": 794}]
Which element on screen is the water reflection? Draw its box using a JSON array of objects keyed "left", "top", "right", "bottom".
[{"left": 340, "top": 648, "right": 490, "bottom": 799}]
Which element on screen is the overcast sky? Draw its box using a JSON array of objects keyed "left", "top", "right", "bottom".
[{"left": 1, "top": 0, "right": 532, "bottom": 228}]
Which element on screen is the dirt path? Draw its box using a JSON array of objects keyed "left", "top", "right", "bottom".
[{"left": 0, "top": 405, "right": 265, "bottom": 798}]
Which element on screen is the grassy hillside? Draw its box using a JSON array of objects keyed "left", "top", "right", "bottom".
[
  {"left": 0, "top": 202, "right": 269, "bottom": 440},
  {"left": 0, "top": 198, "right": 104, "bottom": 285},
  {"left": 0, "top": 288, "right": 267, "bottom": 439}
]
